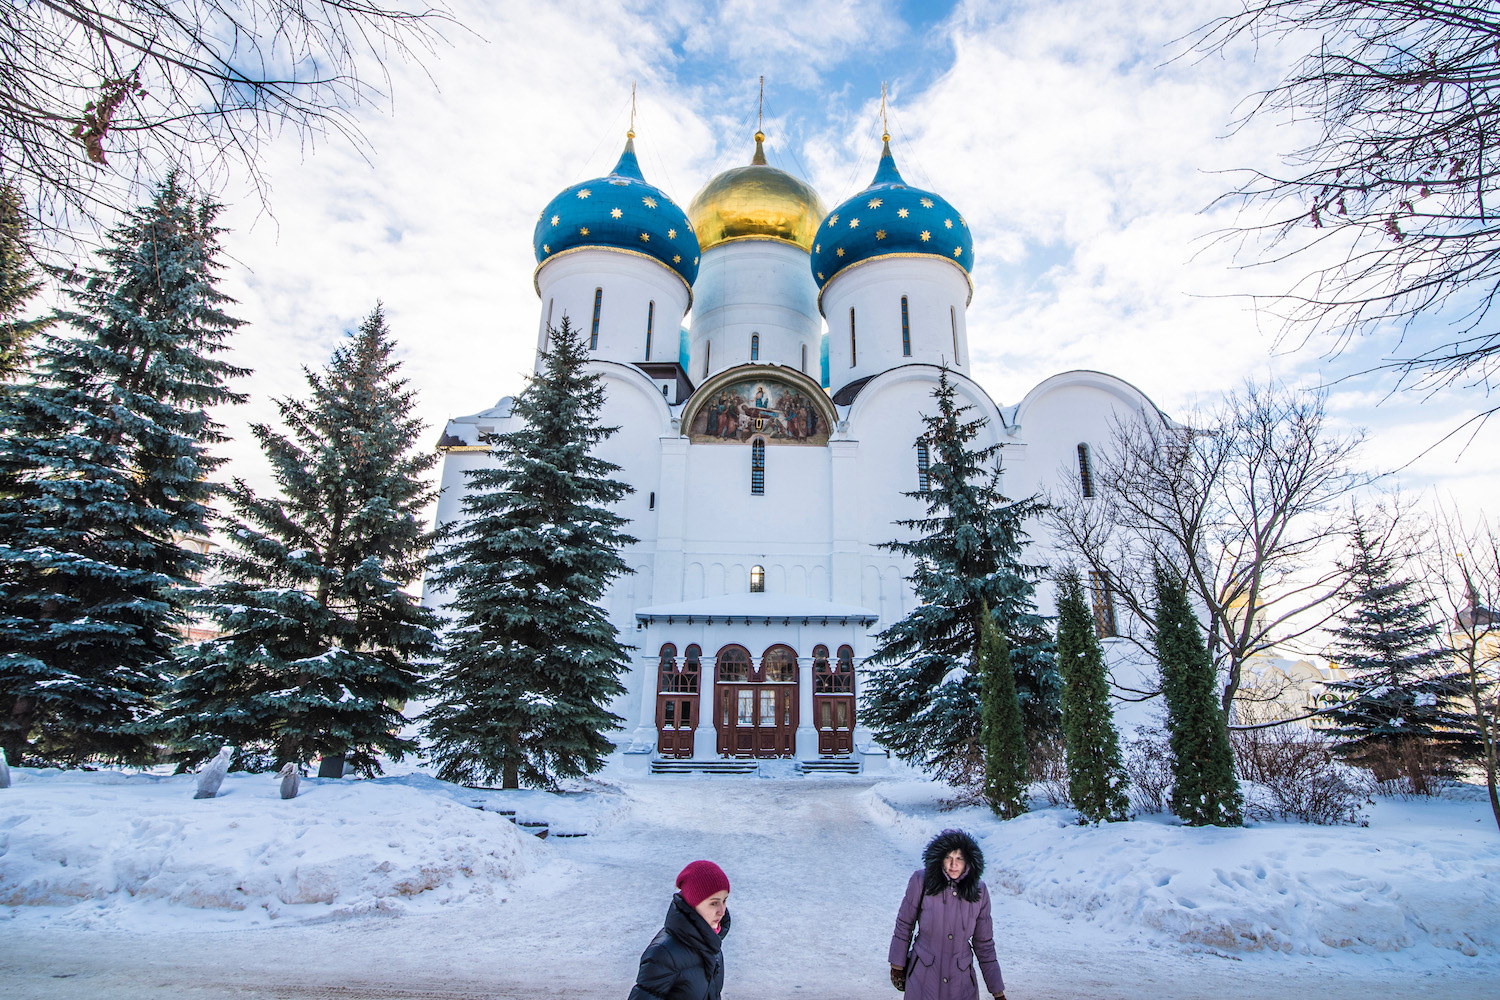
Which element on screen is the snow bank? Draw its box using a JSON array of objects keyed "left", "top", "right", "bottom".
[
  {"left": 867, "top": 781, "right": 1500, "bottom": 958},
  {"left": 0, "top": 768, "right": 542, "bottom": 923}
]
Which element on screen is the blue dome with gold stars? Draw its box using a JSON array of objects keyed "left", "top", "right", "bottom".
[
  {"left": 534, "top": 135, "right": 699, "bottom": 289},
  {"left": 810, "top": 139, "right": 971, "bottom": 293}
]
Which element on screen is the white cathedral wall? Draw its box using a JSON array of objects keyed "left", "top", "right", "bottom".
[
  {"left": 534, "top": 249, "right": 690, "bottom": 366},
  {"left": 686, "top": 240, "right": 823, "bottom": 382},
  {"left": 821, "top": 258, "right": 971, "bottom": 393}
]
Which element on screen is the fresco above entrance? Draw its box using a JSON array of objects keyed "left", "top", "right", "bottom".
[{"left": 687, "top": 378, "right": 829, "bottom": 445}]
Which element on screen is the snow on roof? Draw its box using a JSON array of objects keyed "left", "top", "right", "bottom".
[{"left": 635, "top": 593, "right": 878, "bottom": 623}]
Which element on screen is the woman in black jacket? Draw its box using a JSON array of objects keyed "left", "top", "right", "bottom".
[{"left": 628, "top": 860, "right": 731, "bottom": 1000}]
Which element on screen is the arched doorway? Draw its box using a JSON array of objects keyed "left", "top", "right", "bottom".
[
  {"left": 715, "top": 643, "right": 798, "bottom": 757},
  {"left": 656, "top": 643, "right": 700, "bottom": 758},
  {"left": 813, "top": 644, "right": 856, "bottom": 755}
]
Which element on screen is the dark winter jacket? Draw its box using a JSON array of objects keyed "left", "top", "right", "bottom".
[
  {"left": 627, "top": 892, "right": 730, "bottom": 1000},
  {"left": 888, "top": 829, "right": 1006, "bottom": 1000}
]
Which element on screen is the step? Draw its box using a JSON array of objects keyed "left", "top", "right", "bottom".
[
  {"left": 795, "top": 759, "right": 862, "bottom": 775},
  {"left": 649, "top": 759, "right": 761, "bottom": 775}
]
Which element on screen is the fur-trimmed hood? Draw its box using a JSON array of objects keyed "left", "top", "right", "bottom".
[{"left": 921, "top": 828, "right": 984, "bottom": 902}]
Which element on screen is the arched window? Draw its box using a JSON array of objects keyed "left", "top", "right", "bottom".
[
  {"left": 750, "top": 565, "right": 765, "bottom": 592},
  {"left": 659, "top": 643, "right": 700, "bottom": 695},
  {"left": 916, "top": 440, "right": 930, "bottom": 494},
  {"left": 751, "top": 438, "right": 765, "bottom": 495},
  {"left": 685, "top": 644, "right": 702, "bottom": 676},
  {"left": 1077, "top": 443, "right": 1095, "bottom": 498},
  {"left": 837, "top": 645, "right": 855, "bottom": 673},
  {"left": 849, "top": 307, "right": 857, "bottom": 366},
  {"left": 590, "top": 288, "right": 603, "bottom": 349},
  {"left": 716, "top": 645, "right": 751, "bottom": 682},
  {"left": 645, "top": 300, "right": 655, "bottom": 360},
  {"left": 901, "top": 296, "right": 911, "bottom": 356},
  {"left": 761, "top": 644, "right": 798, "bottom": 683},
  {"left": 816, "top": 644, "right": 854, "bottom": 693},
  {"left": 704, "top": 340, "right": 711, "bottom": 378},
  {"left": 950, "top": 306, "right": 958, "bottom": 362},
  {"left": 750, "top": 333, "right": 760, "bottom": 361},
  {"left": 801, "top": 343, "right": 807, "bottom": 373}
]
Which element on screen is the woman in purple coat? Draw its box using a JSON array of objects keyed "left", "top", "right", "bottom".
[{"left": 888, "top": 829, "right": 1007, "bottom": 1000}]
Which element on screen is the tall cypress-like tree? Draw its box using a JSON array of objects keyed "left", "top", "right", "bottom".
[
  {"left": 1153, "top": 563, "right": 1242, "bottom": 826},
  {"left": 0, "top": 183, "right": 51, "bottom": 382},
  {"left": 154, "top": 304, "right": 438, "bottom": 775},
  {"left": 1055, "top": 569, "right": 1130, "bottom": 824},
  {"left": 0, "top": 176, "right": 246, "bottom": 766},
  {"left": 424, "top": 316, "right": 636, "bottom": 789},
  {"left": 862, "top": 369, "right": 1058, "bottom": 785},
  {"left": 979, "top": 602, "right": 1029, "bottom": 818},
  {"left": 1324, "top": 521, "right": 1475, "bottom": 787}
]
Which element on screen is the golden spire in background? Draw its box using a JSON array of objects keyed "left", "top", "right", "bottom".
[
  {"left": 880, "top": 82, "right": 890, "bottom": 143},
  {"left": 628, "top": 81, "right": 637, "bottom": 139}
]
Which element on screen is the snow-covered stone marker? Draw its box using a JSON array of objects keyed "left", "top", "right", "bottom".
[
  {"left": 278, "top": 762, "right": 300, "bottom": 800},
  {"left": 193, "top": 746, "right": 233, "bottom": 799}
]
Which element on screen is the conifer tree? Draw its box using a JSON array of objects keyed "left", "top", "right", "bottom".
[
  {"left": 1153, "top": 563, "right": 1243, "bottom": 826},
  {"left": 0, "top": 175, "right": 246, "bottom": 766},
  {"left": 0, "top": 183, "right": 51, "bottom": 382},
  {"left": 424, "top": 316, "right": 636, "bottom": 789},
  {"left": 863, "top": 369, "right": 1058, "bottom": 785},
  {"left": 154, "top": 304, "right": 437, "bottom": 775},
  {"left": 1055, "top": 569, "right": 1130, "bottom": 824},
  {"left": 979, "top": 602, "right": 1029, "bottom": 818},
  {"left": 1324, "top": 520, "right": 1476, "bottom": 789}
]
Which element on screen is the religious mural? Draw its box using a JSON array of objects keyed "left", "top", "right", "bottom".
[{"left": 688, "top": 378, "right": 829, "bottom": 445}]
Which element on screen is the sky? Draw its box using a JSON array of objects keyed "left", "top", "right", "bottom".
[{"left": 140, "top": 0, "right": 1496, "bottom": 517}]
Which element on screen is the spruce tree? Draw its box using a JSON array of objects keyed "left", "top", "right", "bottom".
[
  {"left": 1055, "top": 569, "right": 1130, "bottom": 823},
  {"left": 1324, "top": 521, "right": 1476, "bottom": 788},
  {"left": 862, "top": 369, "right": 1058, "bottom": 785},
  {"left": 979, "top": 602, "right": 1029, "bottom": 818},
  {"left": 0, "top": 175, "right": 246, "bottom": 766},
  {"left": 1153, "top": 563, "right": 1243, "bottom": 826},
  {"left": 0, "top": 183, "right": 51, "bottom": 382},
  {"left": 153, "top": 304, "right": 438, "bottom": 775},
  {"left": 424, "top": 316, "right": 636, "bottom": 789}
]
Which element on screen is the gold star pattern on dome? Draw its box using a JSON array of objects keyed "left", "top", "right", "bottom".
[
  {"left": 640, "top": 232, "right": 650, "bottom": 242},
  {"left": 828, "top": 213, "right": 840, "bottom": 227},
  {"left": 849, "top": 218, "right": 859, "bottom": 228},
  {"left": 673, "top": 254, "right": 682, "bottom": 263},
  {"left": 577, "top": 188, "right": 591, "bottom": 199},
  {"left": 920, "top": 230, "right": 931, "bottom": 242},
  {"left": 693, "top": 256, "right": 699, "bottom": 265},
  {"left": 543, "top": 244, "right": 550, "bottom": 253},
  {"left": 817, "top": 271, "right": 824, "bottom": 280},
  {"left": 959, "top": 217, "right": 967, "bottom": 227},
  {"left": 875, "top": 230, "right": 886, "bottom": 240},
  {"left": 815, "top": 243, "right": 821, "bottom": 253},
  {"left": 580, "top": 226, "right": 590, "bottom": 235},
  {"left": 897, "top": 207, "right": 909, "bottom": 218},
  {"left": 611, "top": 207, "right": 623, "bottom": 219},
  {"left": 867, "top": 197, "right": 883, "bottom": 209},
  {"left": 944, "top": 219, "right": 953, "bottom": 229},
  {"left": 920, "top": 197, "right": 934, "bottom": 208},
  {"left": 667, "top": 228, "right": 677, "bottom": 239},
  {"left": 550, "top": 215, "right": 560, "bottom": 226},
  {"left": 643, "top": 196, "right": 657, "bottom": 209},
  {"left": 953, "top": 246, "right": 963, "bottom": 257},
  {"left": 836, "top": 247, "right": 845, "bottom": 257}
]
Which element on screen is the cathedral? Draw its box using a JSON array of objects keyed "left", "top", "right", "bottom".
[{"left": 423, "top": 124, "right": 1162, "bottom": 773}]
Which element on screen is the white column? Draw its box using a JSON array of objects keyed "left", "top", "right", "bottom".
[
  {"left": 796, "top": 656, "right": 818, "bottom": 761},
  {"left": 632, "top": 646, "right": 661, "bottom": 749},
  {"left": 830, "top": 439, "right": 861, "bottom": 604}
]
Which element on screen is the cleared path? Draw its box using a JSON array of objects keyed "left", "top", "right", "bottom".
[{"left": 1, "top": 778, "right": 1491, "bottom": 998}]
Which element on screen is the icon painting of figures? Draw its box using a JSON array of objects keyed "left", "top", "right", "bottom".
[{"left": 688, "top": 378, "right": 829, "bottom": 445}]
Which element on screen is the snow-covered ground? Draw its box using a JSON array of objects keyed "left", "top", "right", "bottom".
[{"left": 2, "top": 764, "right": 1497, "bottom": 999}]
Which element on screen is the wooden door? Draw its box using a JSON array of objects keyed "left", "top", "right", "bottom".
[
  {"left": 813, "top": 644, "right": 855, "bottom": 755},
  {"left": 655, "top": 644, "right": 699, "bottom": 758},
  {"left": 716, "top": 684, "right": 796, "bottom": 757}
]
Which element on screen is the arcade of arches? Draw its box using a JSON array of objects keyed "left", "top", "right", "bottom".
[{"left": 655, "top": 643, "right": 856, "bottom": 759}]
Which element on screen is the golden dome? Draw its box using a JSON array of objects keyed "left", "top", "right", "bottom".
[{"left": 687, "top": 132, "right": 826, "bottom": 254}]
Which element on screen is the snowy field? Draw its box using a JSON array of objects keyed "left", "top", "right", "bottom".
[{"left": 2, "top": 764, "right": 1498, "bottom": 999}]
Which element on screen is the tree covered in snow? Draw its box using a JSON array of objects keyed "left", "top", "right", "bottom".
[
  {"left": 153, "top": 304, "right": 436, "bottom": 775},
  {"left": 862, "top": 369, "right": 1058, "bottom": 785},
  {"left": 0, "top": 175, "right": 246, "bottom": 766},
  {"left": 0, "top": 182, "right": 52, "bottom": 383},
  {"left": 423, "top": 316, "right": 635, "bottom": 790},
  {"left": 1055, "top": 569, "right": 1130, "bottom": 824},
  {"left": 1324, "top": 518, "right": 1475, "bottom": 790},
  {"left": 1153, "top": 562, "right": 1242, "bottom": 826},
  {"left": 979, "top": 602, "right": 1028, "bottom": 818}
]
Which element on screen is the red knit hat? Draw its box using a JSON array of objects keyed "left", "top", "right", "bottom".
[{"left": 675, "top": 860, "right": 730, "bottom": 907}]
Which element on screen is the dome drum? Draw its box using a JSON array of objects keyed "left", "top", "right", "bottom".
[
  {"left": 535, "top": 248, "right": 690, "bottom": 366},
  {"left": 822, "top": 257, "right": 972, "bottom": 389}
]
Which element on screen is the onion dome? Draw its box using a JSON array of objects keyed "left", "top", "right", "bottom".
[
  {"left": 810, "top": 138, "right": 972, "bottom": 292},
  {"left": 534, "top": 134, "right": 698, "bottom": 288},
  {"left": 687, "top": 131, "right": 827, "bottom": 254}
]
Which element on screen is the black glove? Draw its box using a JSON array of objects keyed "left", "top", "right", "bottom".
[{"left": 890, "top": 965, "right": 906, "bottom": 991}]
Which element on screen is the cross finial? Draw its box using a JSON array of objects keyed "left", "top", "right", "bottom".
[
  {"left": 628, "top": 82, "right": 636, "bottom": 139},
  {"left": 880, "top": 82, "right": 890, "bottom": 143},
  {"left": 758, "top": 75, "right": 765, "bottom": 133}
]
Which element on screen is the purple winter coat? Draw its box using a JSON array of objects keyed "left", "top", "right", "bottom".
[{"left": 887, "top": 869, "right": 1005, "bottom": 1000}]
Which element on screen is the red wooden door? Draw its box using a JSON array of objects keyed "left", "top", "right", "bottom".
[
  {"left": 813, "top": 645, "right": 855, "bottom": 755},
  {"left": 713, "top": 644, "right": 798, "bottom": 758},
  {"left": 655, "top": 644, "right": 699, "bottom": 758}
]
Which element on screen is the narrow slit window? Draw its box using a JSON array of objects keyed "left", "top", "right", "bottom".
[
  {"left": 750, "top": 565, "right": 765, "bottom": 592},
  {"left": 1077, "top": 443, "right": 1095, "bottom": 498},
  {"left": 645, "top": 301, "right": 655, "bottom": 360},
  {"left": 704, "top": 340, "right": 711, "bottom": 378},
  {"left": 1090, "top": 569, "right": 1118, "bottom": 638},
  {"left": 543, "top": 298, "right": 555, "bottom": 352},
  {"left": 901, "top": 296, "right": 911, "bottom": 356},
  {"left": 849, "top": 308, "right": 857, "bottom": 367},
  {"left": 916, "top": 441, "right": 930, "bottom": 494},
  {"left": 649, "top": 491, "right": 656, "bottom": 510},
  {"left": 750, "top": 333, "right": 760, "bottom": 361},
  {"left": 590, "top": 288, "right": 602, "bottom": 349},
  {"left": 950, "top": 306, "right": 958, "bottom": 362},
  {"left": 801, "top": 343, "right": 807, "bottom": 373},
  {"left": 751, "top": 438, "right": 765, "bottom": 495}
]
